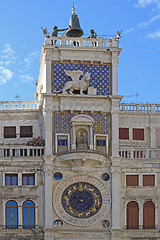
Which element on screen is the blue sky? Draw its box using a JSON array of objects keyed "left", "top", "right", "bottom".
[{"left": 0, "top": 0, "right": 160, "bottom": 103}]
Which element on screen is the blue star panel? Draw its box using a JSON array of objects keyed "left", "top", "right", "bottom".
[
  {"left": 53, "top": 63, "right": 110, "bottom": 95},
  {"left": 54, "top": 112, "right": 110, "bottom": 135}
]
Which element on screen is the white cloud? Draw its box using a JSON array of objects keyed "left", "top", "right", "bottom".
[
  {"left": 24, "top": 51, "right": 39, "bottom": 66},
  {"left": 3, "top": 43, "right": 15, "bottom": 55},
  {"left": 20, "top": 74, "right": 34, "bottom": 82},
  {"left": 136, "top": 0, "right": 160, "bottom": 8},
  {"left": 0, "top": 44, "right": 16, "bottom": 67},
  {"left": 0, "top": 66, "right": 13, "bottom": 85},
  {"left": 148, "top": 30, "right": 160, "bottom": 38},
  {"left": 124, "top": 14, "right": 160, "bottom": 34}
]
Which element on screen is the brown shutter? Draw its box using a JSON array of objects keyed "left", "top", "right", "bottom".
[
  {"left": 126, "top": 175, "right": 138, "bottom": 186},
  {"left": 143, "top": 175, "right": 155, "bottom": 186},
  {"left": 20, "top": 126, "right": 33, "bottom": 138},
  {"left": 133, "top": 128, "right": 144, "bottom": 140},
  {"left": 119, "top": 128, "right": 129, "bottom": 140},
  {"left": 143, "top": 201, "right": 155, "bottom": 229},
  {"left": 4, "top": 127, "right": 16, "bottom": 138},
  {"left": 127, "top": 201, "right": 139, "bottom": 229}
]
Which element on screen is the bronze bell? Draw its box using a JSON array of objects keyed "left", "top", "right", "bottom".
[{"left": 66, "top": 7, "right": 84, "bottom": 38}]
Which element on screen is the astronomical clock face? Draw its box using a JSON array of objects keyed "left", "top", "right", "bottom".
[{"left": 53, "top": 175, "right": 111, "bottom": 226}]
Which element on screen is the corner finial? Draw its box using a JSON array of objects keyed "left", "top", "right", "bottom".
[{"left": 72, "top": 2, "right": 76, "bottom": 14}]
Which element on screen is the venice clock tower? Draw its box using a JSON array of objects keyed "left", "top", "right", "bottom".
[{"left": 36, "top": 5, "right": 122, "bottom": 240}]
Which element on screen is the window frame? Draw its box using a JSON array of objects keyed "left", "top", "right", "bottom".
[
  {"left": 142, "top": 174, "right": 155, "bottom": 187},
  {"left": 4, "top": 126, "right": 16, "bottom": 138},
  {"left": 126, "top": 174, "right": 139, "bottom": 187},
  {"left": 143, "top": 201, "right": 155, "bottom": 229},
  {"left": 94, "top": 134, "right": 108, "bottom": 155},
  {"left": 20, "top": 126, "right": 33, "bottom": 138},
  {"left": 5, "top": 200, "right": 18, "bottom": 229},
  {"left": 55, "top": 133, "right": 70, "bottom": 153},
  {"left": 119, "top": 127, "right": 129, "bottom": 140},
  {"left": 22, "top": 200, "right": 35, "bottom": 229},
  {"left": 5, "top": 174, "right": 18, "bottom": 186},
  {"left": 126, "top": 201, "right": 139, "bottom": 229},
  {"left": 22, "top": 173, "right": 35, "bottom": 186},
  {"left": 132, "top": 128, "right": 145, "bottom": 141}
]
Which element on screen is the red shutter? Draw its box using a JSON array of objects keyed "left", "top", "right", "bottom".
[
  {"left": 143, "top": 201, "right": 155, "bottom": 229},
  {"left": 126, "top": 175, "right": 138, "bottom": 186},
  {"left": 119, "top": 128, "right": 129, "bottom": 140},
  {"left": 127, "top": 201, "right": 139, "bottom": 229},
  {"left": 143, "top": 175, "right": 155, "bottom": 186},
  {"left": 133, "top": 128, "right": 144, "bottom": 140}
]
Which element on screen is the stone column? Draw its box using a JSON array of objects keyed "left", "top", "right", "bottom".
[
  {"left": 72, "top": 125, "right": 76, "bottom": 150},
  {"left": 112, "top": 52, "right": 119, "bottom": 96},
  {"left": 89, "top": 125, "right": 93, "bottom": 150},
  {"left": 111, "top": 96, "right": 121, "bottom": 157},
  {"left": 19, "top": 205, "right": 22, "bottom": 228},
  {"left": 46, "top": 59, "right": 52, "bottom": 93},
  {"left": 44, "top": 108, "right": 53, "bottom": 155},
  {"left": 139, "top": 205, "right": 143, "bottom": 229},
  {"left": 111, "top": 163, "right": 121, "bottom": 230},
  {"left": 43, "top": 156, "right": 53, "bottom": 229}
]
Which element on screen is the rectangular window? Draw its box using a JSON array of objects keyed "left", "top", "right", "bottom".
[
  {"left": 5, "top": 174, "right": 18, "bottom": 186},
  {"left": 57, "top": 135, "right": 68, "bottom": 153},
  {"left": 143, "top": 175, "right": 155, "bottom": 186},
  {"left": 22, "top": 174, "right": 35, "bottom": 186},
  {"left": 4, "top": 127, "right": 16, "bottom": 138},
  {"left": 20, "top": 126, "right": 33, "bottom": 138},
  {"left": 126, "top": 175, "right": 139, "bottom": 186},
  {"left": 119, "top": 128, "right": 129, "bottom": 140},
  {"left": 96, "top": 135, "right": 107, "bottom": 154},
  {"left": 133, "top": 128, "right": 144, "bottom": 140}
]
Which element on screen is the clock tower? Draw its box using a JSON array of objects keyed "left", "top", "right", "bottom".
[{"left": 37, "top": 5, "right": 122, "bottom": 240}]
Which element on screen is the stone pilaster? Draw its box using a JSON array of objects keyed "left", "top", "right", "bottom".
[
  {"left": 43, "top": 96, "right": 53, "bottom": 155},
  {"left": 111, "top": 96, "right": 122, "bottom": 157},
  {"left": 43, "top": 155, "right": 54, "bottom": 229},
  {"left": 45, "top": 58, "right": 52, "bottom": 93},
  {"left": 112, "top": 51, "right": 119, "bottom": 96},
  {"left": 111, "top": 159, "right": 121, "bottom": 230}
]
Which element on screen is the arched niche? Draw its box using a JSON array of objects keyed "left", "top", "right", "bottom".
[{"left": 71, "top": 115, "right": 94, "bottom": 150}]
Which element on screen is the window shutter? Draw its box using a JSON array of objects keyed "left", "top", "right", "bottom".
[
  {"left": 127, "top": 201, "right": 139, "bottom": 229},
  {"left": 119, "top": 128, "right": 129, "bottom": 140},
  {"left": 133, "top": 128, "right": 144, "bottom": 140},
  {"left": 20, "top": 126, "right": 33, "bottom": 138},
  {"left": 4, "top": 127, "right": 16, "bottom": 138},
  {"left": 143, "top": 201, "right": 155, "bottom": 229},
  {"left": 143, "top": 175, "right": 155, "bottom": 186},
  {"left": 126, "top": 175, "right": 138, "bottom": 186}
]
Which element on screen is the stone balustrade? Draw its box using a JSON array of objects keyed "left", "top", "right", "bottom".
[
  {"left": 120, "top": 103, "right": 160, "bottom": 113},
  {"left": 45, "top": 36, "right": 114, "bottom": 48},
  {"left": 0, "top": 101, "right": 38, "bottom": 110},
  {"left": 119, "top": 148, "right": 160, "bottom": 159},
  {"left": 0, "top": 145, "right": 44, "bottom": 157}
]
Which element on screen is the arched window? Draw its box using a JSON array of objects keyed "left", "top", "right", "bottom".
[
  {"left": 6, "top": 200, "right": 18, "bottom": 229},
  {"left": 22, "top": 200, "right": 35, "bottom": 229},
  {"left": 143, "top": 201, "right": 155, "bottom": 229},
  {"left": 127, "top": 201, "right": 139, "bottom": 229}
]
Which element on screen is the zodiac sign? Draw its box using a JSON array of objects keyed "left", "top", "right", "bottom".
[
  {"left": 88, "top": 188, "right": 94, "bottom": 192},
  {"left": 78, "top": 213, "right": 84, "bottom": 218},
  {"left": 86, "top": 211, "right": 90, "bottom": 217},
  {"left": 93, "top": 193, "right": 99, "bottom": 198}
]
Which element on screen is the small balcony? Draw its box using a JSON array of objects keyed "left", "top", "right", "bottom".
[
  {"left": 0, "top": 145, "right": 44, "bottom": 158},
  {"left": 119, "top": 148, "right": 160, "bottom": 159}
]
